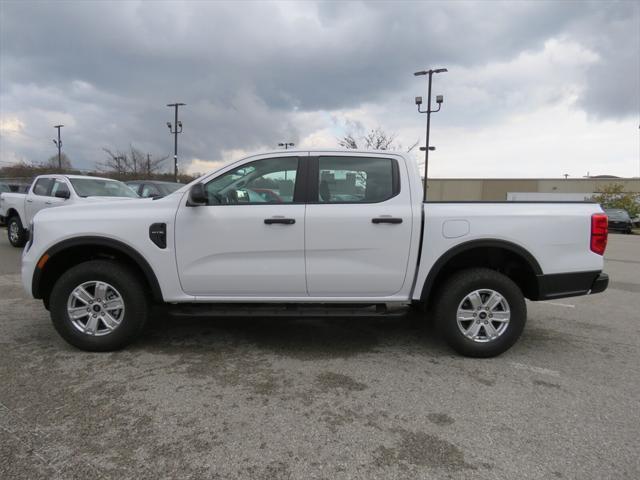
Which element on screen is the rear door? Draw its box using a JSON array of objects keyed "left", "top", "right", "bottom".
[
  {"left": 175, "top": 153, "right": 308, "bottom": 297},
  {"left": 305, "top": 154, "right": 413, "bottom": 297}
]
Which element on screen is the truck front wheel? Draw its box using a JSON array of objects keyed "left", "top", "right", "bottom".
[
  {"left": 7, "top": 215, "right": 27, "bottom": 247},
  {"left": 434, "top": 268, "right": 526, "bottom": 358},
  {"left": 49, "top": 260, "right": 148, "bottom": 351}
]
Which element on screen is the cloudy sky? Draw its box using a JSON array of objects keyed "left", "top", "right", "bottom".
[{"left": 1, "top": 0, "right": 638, "bottom": 178}]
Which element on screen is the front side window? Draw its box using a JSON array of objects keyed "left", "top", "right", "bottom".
[
  {"left": 32, "top": 178, "right": 53, "bottom": 196},
  {"left": 204, "top": 157, "right": 298, "bottom": 205},
  {"left": 141, "top": 184, "right": 161, "bottom": 198},
  {"left": 317, "top": 156, "right": 396, "bottom": 203},
  {"left": 127, "top": 182, "right": 141, "bottom": 194},
  {"left": 51, "top": 180, "right": 70, "bottom": 197}
]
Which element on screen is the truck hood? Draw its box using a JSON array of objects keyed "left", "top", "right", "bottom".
[
  {"left": 33, "top": 193, "right": 182, "bottom": 225},
  {"left": 80, "top": 196, "right": 144, "bottom": 203}
]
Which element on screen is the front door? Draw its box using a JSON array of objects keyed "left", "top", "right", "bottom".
[
  {"left": 25, "top": 177, "right": 54, "bottom": 221},
  {"left": 175, "top": 154, "right": 307, "bottom": 297},
  {"left": 305, "top": 154, "right": 413, "bottom": 297}
]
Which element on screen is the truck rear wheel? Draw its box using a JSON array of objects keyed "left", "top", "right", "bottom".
[
  {"left": 434, "top": 268, "right": 526, "bottom": 358},
  {"left": 49, "top": 260, "right": 148, "bottom": 351},
  {"left": 7, "top": 215, "right": 27, "bottom": 247}
]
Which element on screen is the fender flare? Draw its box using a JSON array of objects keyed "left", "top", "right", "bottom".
[
  {"left": 420, "top": 239, "right": 542, "bottom": 303},
  {"left": 32, "top": 236, "right": 163, "bottom": 302}
]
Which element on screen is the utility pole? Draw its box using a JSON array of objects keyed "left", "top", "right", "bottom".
[
  {"left": 167, "top": 103, "right": 185, "bottom": 182},
  {"left": 147, "top": 153, "right": 151, "bottom": 177},
  {"left": 278, "top": 142, "right": 294, "bottom": 150},
  {"left": 52, "top": 125, "right": 64, "bottom": 169},
  {"left": 414, "top": 68, "right": 447, "bottom": 201}
]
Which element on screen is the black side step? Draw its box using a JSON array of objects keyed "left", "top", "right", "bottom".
[{"left": 166, "top": 303, "right": 409, "bottom": 318}]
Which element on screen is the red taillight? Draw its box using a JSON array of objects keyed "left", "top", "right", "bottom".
[{"left": 591, "top": 213, "right": 608, "bottom": 255}]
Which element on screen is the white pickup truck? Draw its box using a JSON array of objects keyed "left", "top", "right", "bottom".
[
  {"left": 21, "top": 151, "right": 609, "bottom": 357},
  {"left": 0, "top": 174, "right": 139, "bottom": 247}
]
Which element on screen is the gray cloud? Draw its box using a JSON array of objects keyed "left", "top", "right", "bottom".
[{"left": 0, "top": 0, "right": 637, "bottom": 171}]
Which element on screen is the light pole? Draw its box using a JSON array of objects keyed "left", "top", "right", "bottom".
[
  {"left": 52, "top": 125, "right": 64, "bottom": 169},
  {"left": 115, "top": 155, "right": 125, "bottom": 177},
  {"left": 414, "top": 68, "right": 447, "bottom": 201},
  {"left": 167, "top": 103, "right": 185, "bottom": 182},
  {"left": 278, "top": 142, "right": 295, "bottom": 150}
]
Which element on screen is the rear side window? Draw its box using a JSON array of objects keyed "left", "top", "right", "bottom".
[
  {"left": 32, "top": 178, "right": 53, "bottom": 196},
  {"left": 316, "top": 156, "right": 398, "bottom": 203}
]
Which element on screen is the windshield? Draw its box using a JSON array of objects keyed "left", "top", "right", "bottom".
[
  {"left": 605, "top": 209, "right": 630, "bottom": 221},
  {"left": 70, "top": 178, "right": 139, "bottom": 198},
  {"left": 159, "top": 183, "right": 183, "bottom": 195}
]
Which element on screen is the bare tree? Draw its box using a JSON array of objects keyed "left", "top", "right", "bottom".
[
  {"left": 338, "top": 134, "right": 359, "bottom": 149},
  {"left": 43, "top": 153, "right": 73, "bottom": 170},
  {"left": 362, "top": 127, "right": 396, "bottom": 150},
  {"left": 405, "top": 139, "right": 420, "bottom": 153},
  {"left": 100, "top": 145, "right": 169, "bottom": 178},
  {"left": 338, "top": 127, "right": 418, "bottom": 153}
]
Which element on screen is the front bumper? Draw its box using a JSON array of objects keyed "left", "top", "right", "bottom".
[
  {"left": 534, "top": 270, "right": 608, "bottom": 301},
  {"left": 21, "top": 253, "right": 36, "bottom": 298}
]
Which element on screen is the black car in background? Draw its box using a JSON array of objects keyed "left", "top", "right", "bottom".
[
  {"left": 126, "top": 180, "right": 183, "bottom": 198},
  {"left": 604, "top": 208, "right": 634, "bottom": 234}
]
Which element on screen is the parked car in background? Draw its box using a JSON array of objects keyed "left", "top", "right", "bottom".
[
  {"left": 603, "top": 208, "right": 633, "bottom": 234},
  {"left": 0, "top": 183, "right": 9, "bottom": 225},
  {"left": 0, "top": 174, "right": 139, "bottom": 247},
  {"left": 126, "top": 180, "right": 183, "bottom": 198}
]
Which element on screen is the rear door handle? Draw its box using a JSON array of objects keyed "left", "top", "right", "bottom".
[
  {"left": 45, "top": 201, "right": 52, "bottom": 205},
  {"left": 26, "top": 199, "right": 33, "bottom": 203},
  {"left": 264, "top": 218, "right": 295, "bottom": 225},
  {"left": 372, "top": 217, "right": 403, "bottom": 224}
]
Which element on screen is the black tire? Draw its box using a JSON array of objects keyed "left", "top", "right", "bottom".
[
  {"left": 7, "top": 215, "right": 27, "bottom": 248},
  {"left": 49, "top": 260, "right": 149, "bottom": 351},
  {"left": 434, "top": 268, "right": 526, "bottom": 358}
]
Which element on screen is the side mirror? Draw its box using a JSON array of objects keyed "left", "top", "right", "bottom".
[
  {"left": 187, "top": 183, "right": 207, "bottom": 206},
  {"left": 55, "top": 189, "right": 70, "bottom": 199}
]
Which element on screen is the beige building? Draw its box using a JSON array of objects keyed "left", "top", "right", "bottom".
[{"left": 425, "top": 178, "right": 640, "bottom": 201}]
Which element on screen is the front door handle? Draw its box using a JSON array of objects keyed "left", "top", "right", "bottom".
[
  {"left": 372, "top": 217, "right": 403, "bottom": 224},
  {"left": 264, "top": 218, "right": 295, "bottom": 225},
  {"left": 45, "top": 201, "right": 52, "bottom": 205},
  {"left": 26, "top": 199, "right": 33, "bottom": 203}
]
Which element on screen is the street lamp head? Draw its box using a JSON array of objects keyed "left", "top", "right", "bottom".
[
  {"left": 436, "top": 95, "right": 443, "bottom": 104},
  {"left": 414, "top": 70, "right": 428, "bottom": 76},
  {"left": 167, "top": 122, "right": 172, "bottom": 129},
  {"left": 177, "top": 121, "right": 182, "bottom": 128},
  {"left": 415, "top": 96, "right": 423, "bottom": 105},
  {"left": 433, "top": 68, "right": 448, "bottom": 74},
  {"left": 53, "top": 124, "right": 64, "bottom": 128},
  {"left": 53, "top": 139, "right": 57, "bottom": 145}
]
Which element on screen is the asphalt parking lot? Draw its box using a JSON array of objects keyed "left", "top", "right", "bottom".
[{"left": 1, "top": 232, "right": 639, "bottom": 480}]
